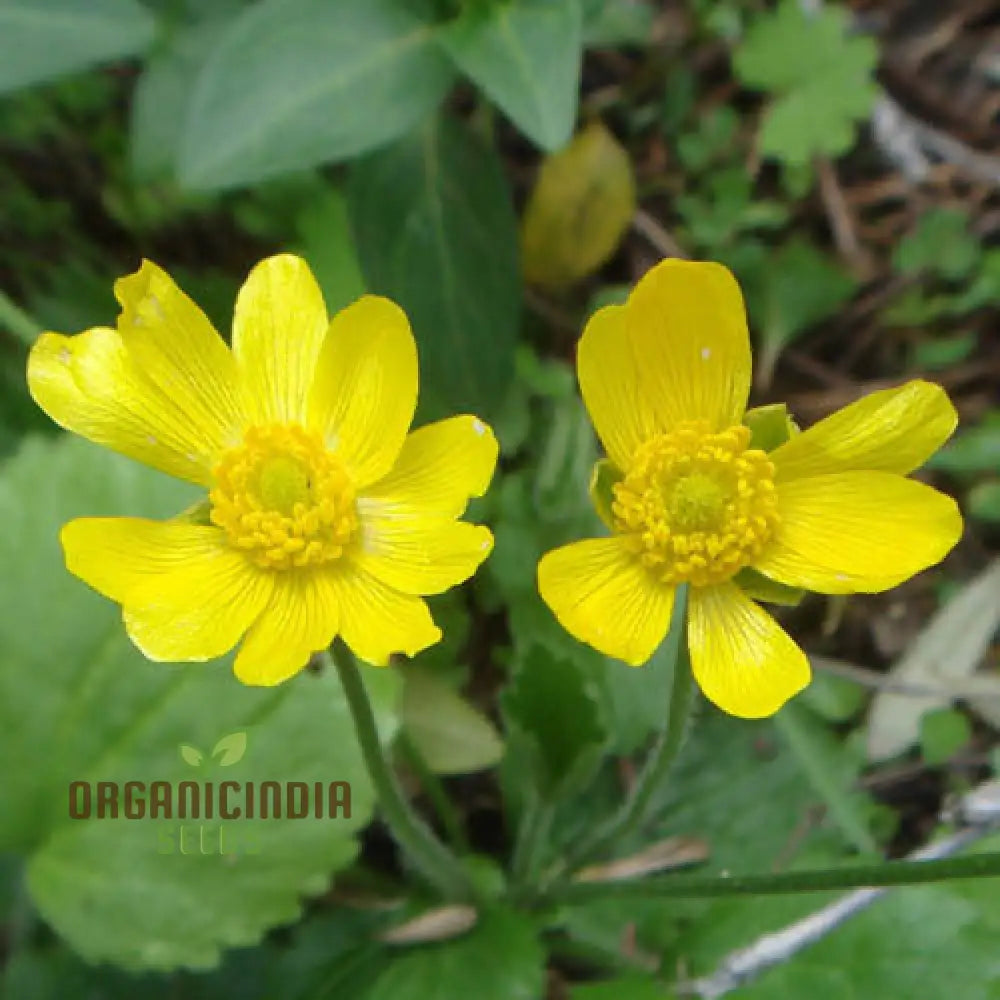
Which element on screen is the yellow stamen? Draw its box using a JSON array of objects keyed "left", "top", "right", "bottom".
[
  {"left": 209, "top": 424, "right": 358, "bottom": 571},
  {"left": 611, "top": 421, "right": 778, "bottom": 587}
]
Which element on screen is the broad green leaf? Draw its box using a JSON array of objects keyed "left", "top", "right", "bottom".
[
  {"left": 571, "top": 977, "right": 669, "bottom": 1000},
  {"left": 911, "top": 331, "right": 977, "bottom": 371},
  {"left": 734, "top": 0, "right": 878, "bottom": 165},
  {"left": 178, "top": 0, "right": 453, "bottom": 191},
  {"left": 211, "top": 731, "right": 248, "bottom": 766},
  {"left": 970, "top": 480, "right": 1000, "bottom": 524},
  {"left": 0, "top": 0, "right": 155, "bottom": 96},
  {"left": 521, "top": 122, "right": 636, "bottom": 288},
  {"left": 348, "top": 116, "right": 521, "bottom": 418},
  {"left": 129, "top": 16, "right": 229, "bottom": 179},
  {"left": 400, "top": 667, "right": 504, "bottom": 775},
  {"left": 442, "top": 0, "right": 581, "bottom": 151},
  {"left": 501, "top": 645, "right": 608, "bottom": 800},
  {"left": 365, "top": 908, "right": 544, "bottom": 1000},
  {"left": 0, "top": 436, "right": 400, "bottom": 970},
  {"left": 736, "top": 884, "right": 1000, "bottom": 998},
  {"left": 292, "top": 188, "right": 366, "bottom": 316}
]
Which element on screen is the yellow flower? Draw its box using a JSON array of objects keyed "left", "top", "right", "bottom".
[
  {"left": 27, "top": 255, "right": 498, "bottom": 685},
  {"left": 537, "top": 259, "right": 962, "bottom": 719}
]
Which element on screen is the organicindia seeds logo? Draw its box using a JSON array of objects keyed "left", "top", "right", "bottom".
[{"left": 67, "top": 730, "right": 353, "bottom": 857}]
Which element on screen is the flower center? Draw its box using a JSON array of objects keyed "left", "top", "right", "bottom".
[
  {"left": 209, "top": 424, "right": 358, "bottom": 571},
  {"left": 611, "top": 421, "right": 779, "bottom": 587}
]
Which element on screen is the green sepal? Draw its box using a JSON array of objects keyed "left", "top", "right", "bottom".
[
  {"left": 176, "top": 498, "right": 213, "bottom": 525},
  {"left": 743, "top": 402, "right": 799, "bottom": 451},
  {"left": 734, "top": 566, "right": 805, "bottom": 607},
  {"left": 589, "top": 458, "right": 624, "bottom": 529}
]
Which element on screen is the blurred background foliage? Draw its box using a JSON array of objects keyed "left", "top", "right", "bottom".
[{"left": 1, "top": 0, "right": 1000, "bottom": 996}]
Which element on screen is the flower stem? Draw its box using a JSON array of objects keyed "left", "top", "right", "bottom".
[
  {"left": 329, "top": 648, "right": 473, "bottom": 900},
  {"left": 543, "top": 586, "right": 693, "bottom": 887}
]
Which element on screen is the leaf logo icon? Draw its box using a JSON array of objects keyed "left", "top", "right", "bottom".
[
  {"left": 179, "top": 744, "right": 205, "bottom": 768},
  {"left": 212, "top": 731, "right": 248, "bottom": 767}
]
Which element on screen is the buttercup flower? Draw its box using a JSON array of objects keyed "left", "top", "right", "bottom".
[
  {"left": 537, "top": 259, "right": 962, "bottom": 718},
  {"left": 28, "top": 255, "right": 497, "bottom": 685}
]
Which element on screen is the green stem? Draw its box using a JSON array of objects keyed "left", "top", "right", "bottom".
[
  {"left": 554, "top": 849, "right": 1000, "bottom": 903},
  {"left": 545, "top": 587, "right": 693, "bottom": 884},
  {"left": 396, "top": 730, "right": 470, "bottom": 854},
  {"left": 329, "top": 649, "right": 472, "bottom": 900},
  {"left": 0, "top": 290, "right": 41, "bottom": 347},
  {"left": 511, "top": 792, "right": 556, "bottom": 892}
]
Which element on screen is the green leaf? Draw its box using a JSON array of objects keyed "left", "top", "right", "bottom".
[
  {"left": 919, "top": 707, "right": 972, "bottom": 765},
  {"left": 178, "top": 744, "right": 206, "bottom": 768},
  {"left": 740, "top": 239, "right": 857, "bottom": 386},
  {"left": 501, "top": 645, "right": 608, "bottom": 800},
  {"left": 580, "top": 0, "right": 654, "bottom": 47},
  {"left": 0, "top": 436, "right": 400, "bottom": 970},
  {"left": 571, "top": 976, "right": 669, "bottom": 1000},
  {"left": 129, "top": 17, "right": 229, "bottom": 179},
  {"left": 970, "top": 480, "right": 1000, "bottom": 524},
  {"left": 178, "top": 0, "right": 453, "bottom": 190},
  {"left": 911, "top": 332, "right": 977, "bottom": 371},
  {"left": 211, "top": 731, "right": 248, "bottom": 766},
  {"left": 893, "top": 208, "right": 981, "bottom": 282},
  {"left": 348, "top": 116, "right": 521, "bottom": 418},
  {"left": 400, "top": 667, "right": 504, "bottom": 775},
  {"left": 520, "top": 122, "right": 636, "bottom": 288},
  {"left": 442, "top": 0, "right": 581, "bottom": 151},
  {"left": 734, "top": 0, "right": 878, "bottom": 165},
  {"left": 291, "top": 187, "right": 367, "bottom": 316},
  {"left": 928, "top": 417, "right": 1000, "bottom": 474},
  {"left": 365, "top": 908, "right": 544, "bottom": 1000},
  {"left": 0, "top": 0, "right": 156, "bottom": 96}
]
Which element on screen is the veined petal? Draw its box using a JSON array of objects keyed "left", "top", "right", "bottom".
[
  {"left": 578, "top": 304, "right": 659, "bottom": 469},
  {"left": 688, "top": 582, "right": 810, "bottom": 719},
  {"left": 29, "top": 261, "right": 242, "bottom": 485},
  {"left": 234, "top": 570, "right": 340, "bottom": 686},
  {"left": 537, "top": 537, "right": 674, "bottom": 666},
  {"left": 626, "top": 258, "right": 751, "bottom": 433},
  {"left": 62, "top": 518, "right": 272, "bottom": 661},
  {"left": 754, "top": 471, "right": 962, "bottom": 594},
  {"left": 365, "top": 415, "right": 499, "bottom": 518},
  {"left": 307, "top": 296, "right": 417, "bottom": 489},
  {"left": 355, "top": 502, "right": 493, "bottom": 595},
  {"left": 232, "top": 254, "right": 329, "bottom": 425},
  {"left": 771, "top": 380, "right": 958, "bottom": 481},
  {"left": 331, "top": 566, "right": 441, "bottom": 666}
]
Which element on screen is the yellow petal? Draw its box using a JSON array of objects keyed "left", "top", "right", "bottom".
[
  {"left": 355, "top": 503, "right": 493, "bottom": 595},
  {"left": 234, "top": 570, "right": 340, "bottom": 686},
  {"left": 365, "top": 415, "right": 499, "bottom": 518},
  {"left": 307, "top": 295, "right": 418, "bottom": 488},
  {"left": 28, "top": 261, "right": 241, "bottom": 485},
  {"left": 626, "top": 258, "right": 751, "bottom": 432},
  {"left": 578, "top": 303, "right": 660, "bottom": 469},
  {"left": 754, "top": 471, "right": 963, "bottom": 594},
  {"left": 331, "top": 567, "right": 441, "bottom": 666},
  {"left": 537, "top": 537, "right": 674, "bottom": 665},
  {"left": 771, "top": 381, "right": 958, "bottom": 481},
  {"left": 232, "top": 254, "right": 329, "bottom": 425},
  {"left": 62, "top": 518, "right": 272, "bottom": 661},
  {"left": 688, "top": 582, "right": 810, "bottom": 719}
]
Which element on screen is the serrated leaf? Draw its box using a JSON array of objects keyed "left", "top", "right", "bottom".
[
  {"left": 401, "top": 667, "right": 503, "bottom": 775},
  {"left": 867, "top": 559, "right": 1000, "bottom": 762},
  {"left": 442, "top": 0, "right": 581, "bottom": 150},
  {"left": 366, "top": 908, "right": 544, "bottom": 1000},
  {"left": 211, "top": 731, "right": 248, "bottom": 767},
  {"left": 0, "top": 436, "right": 400, "bottom": 970},
  {"left": 179, "top": 744, "right": 205, "bottom": 768},
  {"left": 520, "top": 122, "right": 636, "bottom": 288},
  {"left": 734, "top": 0, "right": 878, "bottom": 164},
  {"left": 348, "top": 116, "right": 520, "bottom": 418},
  {"left": 0, "top": 0, "right": 156, "bottom": 96},
  {"left": 502, "top": 645, "right": 608, "bottom": 799},
  {"left": 178, "top": 0, "right": 453, "bottom": 190}
]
